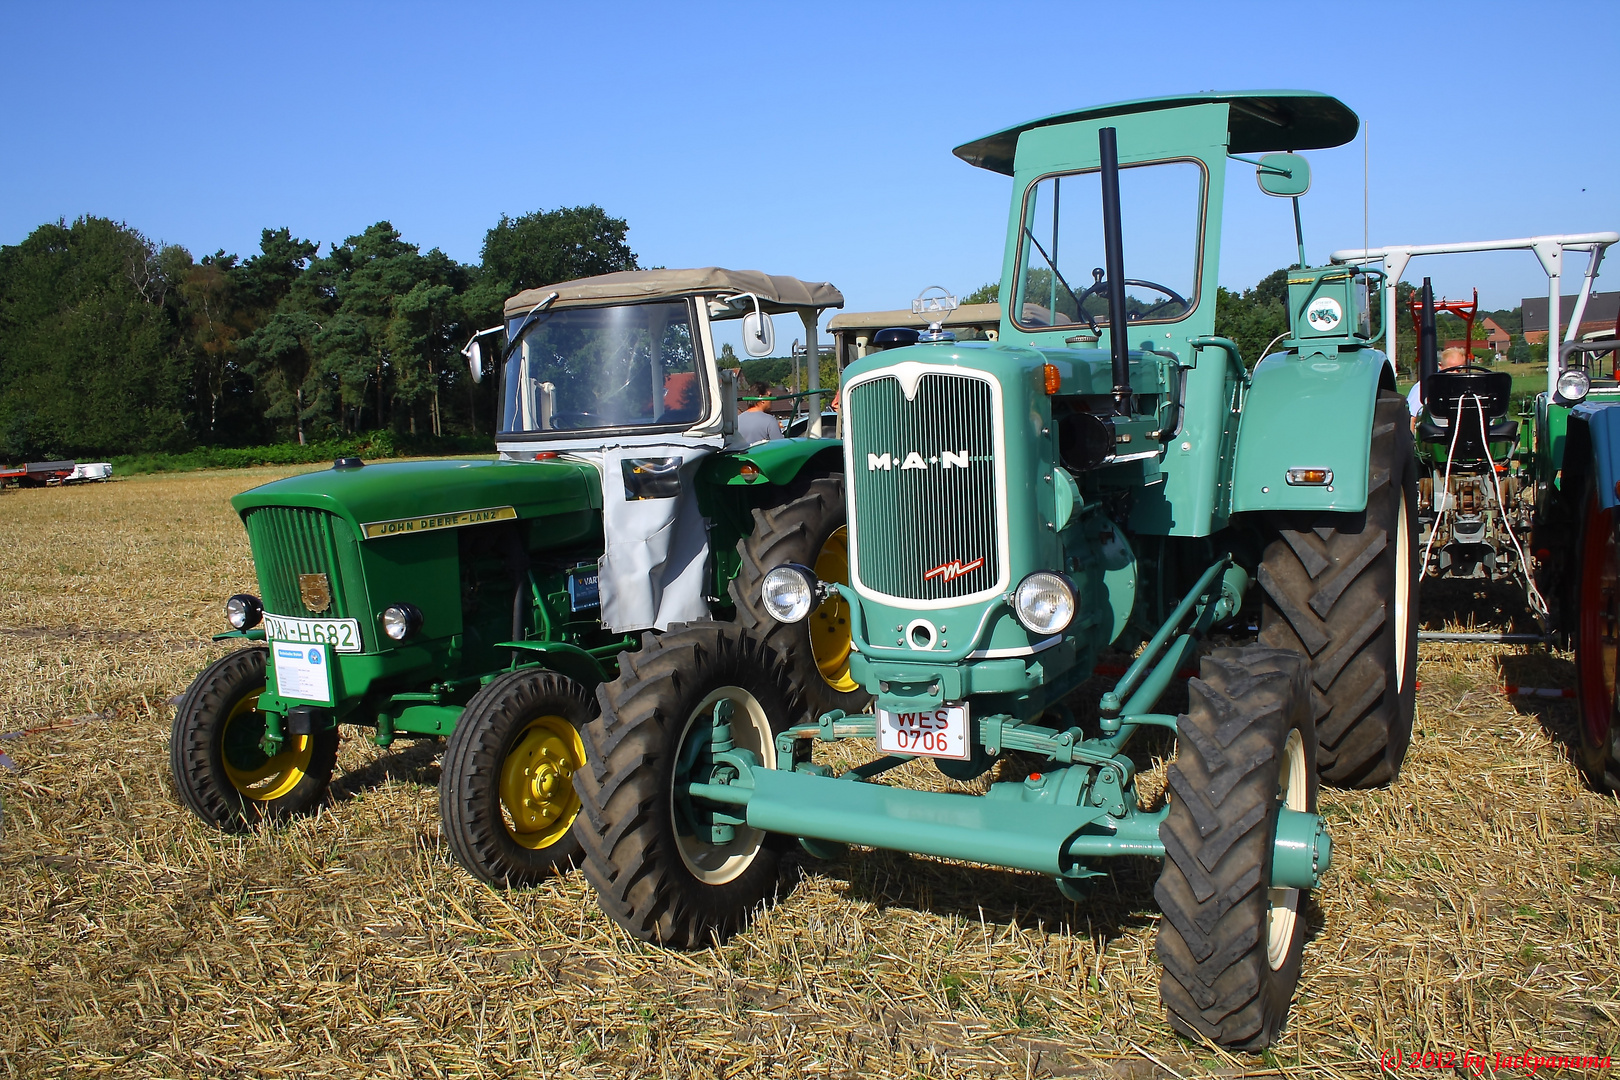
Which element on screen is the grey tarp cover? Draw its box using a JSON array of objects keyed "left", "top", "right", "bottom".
[
  {"left": 572, "top": 444, "right": 714, "bottom": 634},
  {"left": 505, "top": 268, "right": 844, "bottom": 318}
]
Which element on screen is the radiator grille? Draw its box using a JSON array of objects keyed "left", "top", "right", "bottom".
[
  {"left": 243, "top": 507, "right": 363, "bottom": 626},
  {"left": 848, "top": 371, "right": 1000, "bottom": 601}
]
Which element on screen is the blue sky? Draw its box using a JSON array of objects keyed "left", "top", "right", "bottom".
[{"left": 4, "top": 1, "right": 1616, "bottom": 338}]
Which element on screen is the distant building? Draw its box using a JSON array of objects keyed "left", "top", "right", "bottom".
[
  {"left": 1521, "top": 291, "right": 1620, "bottom": 344},
  {"left": 1481, "top": 317, "right": 1512, "bottom": 355}
]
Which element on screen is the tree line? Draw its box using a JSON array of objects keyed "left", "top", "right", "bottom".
[{"left": 0, "top": 206, "right": 639, "bottom": 460}]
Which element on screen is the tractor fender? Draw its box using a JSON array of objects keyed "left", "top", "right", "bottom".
[
  {"left": 496, "top": 640, "right": 610, "bottom": 689},
  {"left": 1229, "top": 348, "right": 1395, "bottom": 515},
  {"left": 1566, "top": 402, "right": 1620, "bottom": 511},
  {"left": 701, "top": 437, "right": 844, "bottom": 488}
]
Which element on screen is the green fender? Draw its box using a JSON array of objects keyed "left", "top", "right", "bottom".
[
  {"left": 699, "top": 436, "right": 844, "bottom": 488},
  {"left": 1229, "top": 347, "right": 1395, "bottom": 515},
  {"left": 496, "top": 640, "right": 610, "bottom": 689}
]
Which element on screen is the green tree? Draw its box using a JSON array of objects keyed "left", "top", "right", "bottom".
[
  {"left": 963, "top": 281, "right": 999, "bottom": 306},
  {"left": 481, "top": 205, "right": 638, "bottom": 296},
  {"left": 1214, "top": 267, "right": 1291, "bottom": 366},
  {"left": 0, "top": 216, "right": 191, "bottom": 458}
]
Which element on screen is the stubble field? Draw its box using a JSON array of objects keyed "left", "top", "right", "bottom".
[{"left": 1, "top": 468, "right": 1618, "bottom": 1078}]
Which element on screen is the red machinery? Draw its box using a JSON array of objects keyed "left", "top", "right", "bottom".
[{"left": 1410, "top": 287, "right": 1479, "bottom": 362}]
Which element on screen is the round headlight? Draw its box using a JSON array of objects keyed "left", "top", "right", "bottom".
[
  {"left": 761, "top": 564, "right": 817, "bottom": 624},
  {"left": 381, "top": 603, "right": 423, "bottom": 641},
  {"left": 1557, "top": 367, "right": 1591, "bottom": 404},
  {"left": 225, "top": 594, "right": 263, "bottom": 631},
  {"left": 1013, "top": 572, "right": 1077, "bottom": 635}
]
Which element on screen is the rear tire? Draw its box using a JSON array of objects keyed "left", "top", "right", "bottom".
[
  {"left": 1258, "top": 390, "right": 1418, "bottom": 787},
  {"left": 170, "top": 647, "right": 338, "bottom": 831},
  {"left": 1156, "top": 646, "right": 1318, "bottom": 1049},
  {"left": 576, "top": 622, "right": 802, "bottom": 948},
  {"left": 439, "top": 667, "right": 593, "bottom": 887},
  {"left": 1573, "top": 484, "right": 1620, "bottom": 790},
  {"left": 730, "top": 476, "right": 871, "bottom": 719}
]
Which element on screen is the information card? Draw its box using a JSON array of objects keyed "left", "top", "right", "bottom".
[{"left": 272, "top": 644, "right": 333, "bottom": 705}]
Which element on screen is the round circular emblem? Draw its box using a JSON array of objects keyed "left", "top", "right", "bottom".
[{"left": 1306, "top": 296, "right": 1343, "bottom": 332}]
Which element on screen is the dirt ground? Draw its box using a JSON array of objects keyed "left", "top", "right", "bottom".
[{"left": 2, "top": 469, "right": 1617, "bottom": 1078}]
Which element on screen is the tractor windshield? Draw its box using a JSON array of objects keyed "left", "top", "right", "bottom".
[
  {"left": 1014, "top": 158, "right": 1205, "bottom": 331},
  {"left": 499, "top": 300, "right": 707, "bottom": 436}
]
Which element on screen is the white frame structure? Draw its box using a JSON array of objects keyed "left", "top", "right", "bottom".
[{"left": 1331, "top": 232, "right": 1620, "bottom": 398}]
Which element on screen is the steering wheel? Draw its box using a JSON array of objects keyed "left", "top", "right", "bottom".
[{"left": 1072, "top": 268, "right": 1192, "bottom": 329}]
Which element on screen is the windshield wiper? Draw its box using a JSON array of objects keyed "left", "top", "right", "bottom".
[
  {"left": 501, "top": 291, "right": 561, "bottom": 363},
  {"left": 1022, "top": 227, "right": 1087, "bottom": 324}
]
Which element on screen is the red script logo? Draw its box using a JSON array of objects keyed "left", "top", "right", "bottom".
[{"left": 924, "top": 557, "right": 985, "bottom": 583}]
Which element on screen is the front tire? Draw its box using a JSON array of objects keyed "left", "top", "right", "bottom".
[
  {"left": 439, "top": 667, "right": 594, "bottom": 887},
  {"left": 576, "top": 622, "right": 802, "bottom": 948},
  {"left": 1573, "top": 485, "right": 1620, "bottom": 789},
  {"left": 1156, "top": 647, "right": 1319, "bottom": 1049},
  {"left": 170, "top": 647, "right": 338, "bottom": 830},
  {"left": 1258, "top": 390, "right": 1418, "bottom": 787},
  {"left": 730, "top": 476, "right": 871, "bottom": 719}
]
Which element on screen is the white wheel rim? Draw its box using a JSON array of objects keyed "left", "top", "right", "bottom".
[
  {"left": 672, "top": 685, "right": 776, "bottom": 886},
  {"left": 1394, "top": 487, "right": 1412, "bottom": 695},
  {"left": 1266, "top": 728, "right": 1307, "bottom": 970}
]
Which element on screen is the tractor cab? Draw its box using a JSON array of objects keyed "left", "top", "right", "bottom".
[{"left": 476, "top": 268, "right": 843, "bottom": 452}]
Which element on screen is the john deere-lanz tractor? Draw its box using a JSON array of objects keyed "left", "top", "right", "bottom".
[
  {"left": 171, "top": 268, "right": 868, "bottom": 885},
  {"left": 575, "top": 93, "right": 1418, "bottom": 1048}
]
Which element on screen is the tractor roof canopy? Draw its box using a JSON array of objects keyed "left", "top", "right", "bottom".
[
  {"left": 954, "top": 91, "right": 1360, "bottom": 176},
  {"left": 505, "top": 268, "right": 844, "bottom": 319}
]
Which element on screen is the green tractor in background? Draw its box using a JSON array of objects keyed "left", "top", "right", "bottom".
[
  {"left": 170, "top": 268, "right": 870, "bottom": 884},
  {"left": 574, "top": 92, "right": 1418, "bottom": 1048}
]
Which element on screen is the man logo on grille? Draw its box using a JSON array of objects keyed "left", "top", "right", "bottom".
[
  {"left": 924, "top": 557, "right": 984, "bottom": 583},
  {"left": 867, "top": 450, "right": 971, "bottom": 471}
]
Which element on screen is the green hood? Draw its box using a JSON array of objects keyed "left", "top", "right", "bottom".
[{"left": 231, "top": 458, "right": 601, "bottom": 540}]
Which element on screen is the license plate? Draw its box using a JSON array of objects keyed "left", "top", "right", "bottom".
[
  {"left": 263, "top": 612, "right": 363, "bottom": 653},
  {"left": 877, "top": 703, "right": 970, "bottom": 760}
]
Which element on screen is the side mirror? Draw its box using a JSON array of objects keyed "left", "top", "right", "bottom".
[
  {"left": 464, "top": 339, "right": 483, "bottom": 384},
  {"left": 743, "top": 311, "right": 775, "bottom": 358},
  {"left": 1256, "top": 152, "right": 1311, "bottom": 197}
]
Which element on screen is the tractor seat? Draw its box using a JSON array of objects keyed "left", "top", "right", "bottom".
[
  {"left": 1424, "top": 369, "right": 1511, "bottom": 419},
  {"left": 1417, "top": 370, "right": 1516, "bottom": 463},
  {"left": 1416, "top": 417, "right": 1519, "bottom": 444}
]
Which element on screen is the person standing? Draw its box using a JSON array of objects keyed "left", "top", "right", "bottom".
[{"left": 731, "top": 396, "right": 783, "bottom": 448}]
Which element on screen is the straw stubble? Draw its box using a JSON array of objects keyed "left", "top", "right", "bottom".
[{"left": 1, "top": 471, "right": 1616, "bottom": 1077}]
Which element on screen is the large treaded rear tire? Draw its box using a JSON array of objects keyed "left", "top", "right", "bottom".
[
  {"left": 170, "top": 647, "right": 338, "bottom": 831},
  {"left": 439, "top": 667, "right": 593, "bottom": 887},
  {"left": 730, "top": 475, "right": 871, "bottom": 720},
  {"left": 1156, "top": 646, "right": 1318, "bottom": 1049},
  {"left": 1258, "top": 390, "right": 1418, "bottom": 788},
  {"left": 575, "top": 622, "right": 802, "bottom": 948},
  {"left": 1573, "top": 483, "right": 1620, "bottom": 790}
]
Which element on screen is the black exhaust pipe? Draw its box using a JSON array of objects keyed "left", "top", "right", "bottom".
[
  {"left": 1098, "top": 126, "right": 1133, "bottom": 415},
  {"left": 1419, "top": 277, "right": 1438, "bottom": 402}
]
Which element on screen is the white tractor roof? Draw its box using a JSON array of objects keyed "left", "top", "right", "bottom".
[{"left": 504, "top": 268, "right": 843, "bottom": 318}]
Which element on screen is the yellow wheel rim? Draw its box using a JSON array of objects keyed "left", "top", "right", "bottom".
[
  {"left": 810, "top": 525, "right": 858, "bottom": 693},
  {"left": 220, "top": 692, "right": 314, "bottom": 802},
  {"left": 499, "top": 715, "right": 585, "bottom": 850}
]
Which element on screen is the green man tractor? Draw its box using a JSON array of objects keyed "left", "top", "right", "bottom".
[
  {"left": 573, "top": 92, "right": 1418, "bottom": 1048},
  {"left": 170, "top": 268, "right": 870, "bottom": 885}
]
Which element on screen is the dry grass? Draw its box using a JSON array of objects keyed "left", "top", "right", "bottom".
[{"left": 2, "top": 470, "right": 1619, "bottom": 1078}]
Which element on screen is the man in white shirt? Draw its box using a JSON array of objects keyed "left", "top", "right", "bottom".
[{"left": 731, "top": 397, "right": 783, "bottom": 448}]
